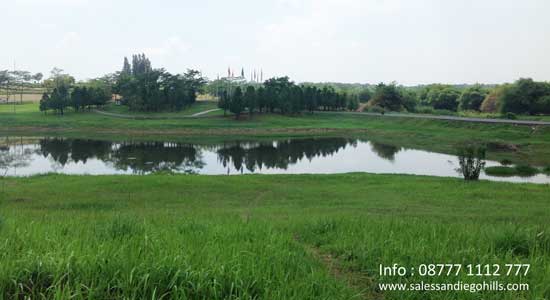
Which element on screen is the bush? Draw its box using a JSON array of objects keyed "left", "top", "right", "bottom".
[
  {"left": 504, "top": 112, "right": 517, "bottom": 120},
  {"left": 543, "top": 166, "right": 550, "bottom": 175},
  {"left": 456, "top": 144, "right": 486, "bottom": 180},
  {"left": 485, "top": 166, "right": 517, "bottom": 177},
  {"left": 515, "top": 165, "right": 539, "bottom": 177},
  {"left": 485, "top": 165, "right": 539, "bottom": 177}
]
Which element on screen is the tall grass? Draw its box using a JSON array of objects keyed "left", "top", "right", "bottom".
[{"left": 1, "top": 173, "right": 549, "bottom": 299}]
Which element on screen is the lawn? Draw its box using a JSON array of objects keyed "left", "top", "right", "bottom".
[{"left": 0, "top": 173, "right": 548, "bottom": 299}]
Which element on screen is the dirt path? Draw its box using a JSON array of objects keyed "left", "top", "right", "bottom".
[
  {"left": 295, "top": 236, "right": 382, "bottom": 300},
  {"left": 93, "top": 108, "right": 221, "bottom": 120}
]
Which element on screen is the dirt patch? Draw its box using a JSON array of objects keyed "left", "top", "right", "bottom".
[{"left": 486, "top": 142, "right": 519, "bottom": 152}]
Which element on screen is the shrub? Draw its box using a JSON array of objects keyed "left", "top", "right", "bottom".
[
  {"left": 504, "top": 112, "right": 517, "bottom": 120},
  {"left": 485, "top": 166, "right": 517, "bottom": 177},
  {"left": 543, "top": 166, "right": 550, "bottom": 175},
  {"left": 515, "top": 165, "right": 539, "bottom": 177},
  {"left": 485, "top": 165, "right": 539, "bottom": 177},
  {"left": 456, "top": 144, "right": 486, "bottom": 180}
]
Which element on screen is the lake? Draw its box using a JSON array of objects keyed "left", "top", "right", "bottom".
[{"left": 1, "top": 136, "right": 549, "bottom": 183}]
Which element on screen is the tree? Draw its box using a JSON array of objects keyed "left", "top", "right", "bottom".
[
  {"left": 0, "top": 71, "right": 10, "bottom": 101},
  {"left": 244, "top": 86, "right": 257, "bottom": 116},
  {"left": 218, "top": 90, "right": 230, "bottom": 116},
  {"left": 32, "top": 73, "right": 43, "bottom": 84},
  {"left": 371, "top": 83, "right": 403, "bottom": 111},
  {"left": 500, "top": 78, "right": 550, "bottom": 115},
  {"left": 400, "top": 89, "right": 418, "bottom": 112},
  {"left": 70, "top": 86, "right": 87, "bottom": 111},
  {"left": 358, "top": 88, "right": 372, "bottom": 103},
  {"left": 49, "top": 85, "right": 70, "bottom": 115},
  {"left": 122, "top": 57, "right": 131, "bottom": 75},
  {"left": 459, "top": 85, "right": 488, "bottom": 111},
  {"left": 347, "top": 94, "right": 359, "bottom": 111},
  {"left": 44, "top": 68, "right": 75, "bottom": 91},
  {"left": 533, "top": 95, "right": 550, "bottom": 114},
  {"left": 431, "top": 88, "right": 460, "bottom": 111},
  {"left": 230, "top": 87, "right": 245, "bottom": 119},
  {"left": 39, "top": 93, "right": 50, "bottom": 114}
]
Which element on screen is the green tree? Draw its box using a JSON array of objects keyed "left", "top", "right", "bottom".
[
  {"left": 230, "top": 86, "right": 245, "bottom": 119},
  {"left": 459, "top": 85, "right": 488, "bottom": 111},
  {"left": 500, "top": 78, "right": 550, "bottom": 114},
  {"left": 244, "top": 86, "right": 257, "bottom": 116},
  {"left": 431, "top": 88, "right": 460, "bottom": 111},
  {"left": 358, "top": 88, "right": 372, "bottom": 103},
  {"left": 39, "top": 93, "right": 50, "bottom": 114},
  {"left": 347, "top": 94, "right": 359, "bottom": 111},
  {"left": 49, "top": 85, "right": 70, "bottom": 115},
  {"left": 371, "top": 83, "right": 403, "bottom": 111}
]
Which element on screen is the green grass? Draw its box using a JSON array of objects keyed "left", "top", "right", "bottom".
[{"left": 0, "top": 173, "right": 549, "bottom": 299}]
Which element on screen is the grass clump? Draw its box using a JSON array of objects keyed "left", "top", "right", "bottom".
[
  {"left": 515, "top": 164, "right": 539, "bottom": 177},
  {"left": 485, "top": 166, "right": 518, "bottom": 177},
  {"left": 485, "top": 165, "right": 541, "bottom": 177}
]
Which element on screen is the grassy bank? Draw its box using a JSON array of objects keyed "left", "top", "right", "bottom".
[
  {"left": 3, "top": 102, "right": 550, "bottom": 165},
  {"left": 1, "top": 173, "right": 549, "bottom": 299}
]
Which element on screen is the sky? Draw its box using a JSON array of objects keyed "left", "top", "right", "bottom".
[{"left": 2, "top": 0, "right": 550, "bottom": 85}]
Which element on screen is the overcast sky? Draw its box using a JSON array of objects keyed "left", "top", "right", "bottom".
[{"left": 2, "top": 0, "right": 549, "bottom": 85}]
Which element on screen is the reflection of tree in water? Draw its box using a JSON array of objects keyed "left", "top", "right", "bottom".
[
  {"left": 369, "top": 142, "right": 402, "bottom": 162},
  {"left": 111, "top": 142, "right": 205, "bottom": 174},
  {"left": 217, "top": 138, "right": 354, "bottom": 173},
  {"left": 39, "top": 138, "right": 113, "bottom": 166},
  {"left": 38, "top": 138, "right": 205, "bottom": 174}
]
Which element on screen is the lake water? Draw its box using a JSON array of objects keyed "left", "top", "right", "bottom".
[{"left": 1, "top": 136, "right": 549, "bottom": 184}]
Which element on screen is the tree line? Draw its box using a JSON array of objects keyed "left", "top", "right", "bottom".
[
  {"left": 217, "top": 76, "right": 359, "bottom": 119},
  {"left": 0, "top": 70, "right": 43, "bottom": 103},
  {"left": 39, "top": 69, "right": 110, "bottom": 115},
  {"left": 415, "top": 79, "right": 550, "bottom": 115}
]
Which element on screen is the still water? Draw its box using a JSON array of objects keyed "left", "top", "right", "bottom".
[{"left": 1, "top": 137, "right": 549, "bottom": 184}]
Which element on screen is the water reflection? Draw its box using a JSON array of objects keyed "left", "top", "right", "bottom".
[
  {"left": 112, "top": 142, "right": 204, "bottom": 174},
  {"left": 1, "top": 136, "right": 549, "bottom": 184},
  {"left": 370, "top": 143, "right": 401, "bottom": 162},
  {"left": 217, "top": 139, "right": 353, "bottom": 172}
]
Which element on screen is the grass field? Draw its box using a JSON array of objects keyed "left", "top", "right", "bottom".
[
  {"left": 0, "top": 173, "right": 548, "bottom": 299},
  {"left": 2, "top": 102, "right": 550, "bottom": 165}
]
